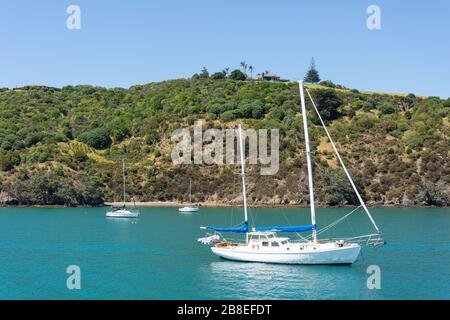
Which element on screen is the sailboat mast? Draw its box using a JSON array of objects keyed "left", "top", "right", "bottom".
[
  {"left": 122, "top": 159, "right": 126, "bottom": 205},
  {"left": 298, "top": 81, "right": 318, "bottom": 243},
  {"left": 305, "top": 88, "right": 381, "bottom": 234},
  {"left": 189, "top": 178, "right": 192, "bottom": 204},
  {"left": 238, "top": 124, "right": 249, "bottom": 242}
]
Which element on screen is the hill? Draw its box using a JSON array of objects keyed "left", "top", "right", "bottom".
[{"left": 0, "top": 79, "right": 448, "bottom": 207}]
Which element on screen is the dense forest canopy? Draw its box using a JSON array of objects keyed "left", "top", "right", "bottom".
[{"left": 0, "top": 78, "right": 448, "bottom": 207}]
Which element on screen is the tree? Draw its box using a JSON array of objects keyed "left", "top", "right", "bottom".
[
  {"left": 78, "top": 128, "right": 111, "bottom": 149},
  {"left": 322, "top": 168, "right": 361, "bottom": 206},
  {"left": 199, "top": 67, "right": 209, "bottom": 79},
  {"left": 211, "top": 72, "right": 226, "bottom": 80},
  {"left": 248, "top": 65, "right": 254, "bottom": 79},
  {"left": 310, "top": 89, "right": 342, "bottom": 122},
  {"left": 222, "top": 68, "right": 230, "bottom": 77},
  {"left": 0, "top": 151, "right": 21, "bottom": 171},
  {"left": 379, "top": 102, "right": 396, "bottom": 115},
  {"left": 109, "top": 120, "right": 130, "bottom": 142},
  {"left": 240, "top": 61, "right": 248, "bottom": 75},
  {"left": 319, "top": 80, "right": 336, "bottom": 88},
  {"left": 304, "top": 57, "right": 321, "bottom": 83},
  {"left": 444, "top": 98, "right": 450, "bottom": 108},
  {"left": 75, "top": 172, "right": 104, "bottom": 206},
  {"left": 145, "top": 128, "right": 159, "bottom": 145},
  {"left": 229, "top": 69, "right": 247, "bottom": 81},
  {"left": 9, "top": 169, "right": 104, "bottom": 206}
]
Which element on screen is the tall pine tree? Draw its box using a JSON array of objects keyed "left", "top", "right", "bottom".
[{"left": 304, "top": 57, "right": 321, "bottom": 83}]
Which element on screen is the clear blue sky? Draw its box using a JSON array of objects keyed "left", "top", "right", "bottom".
[{"left": 1, "top": 0, "right": 449, "bottom": 97}]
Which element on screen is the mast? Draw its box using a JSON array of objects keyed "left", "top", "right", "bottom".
[
  {"left": 305, "top": 88, "right": 381, "bottom": 234},
  {"left": 189, "top": 178, "right": 192, "bottom": 204},
  {"left": 122, "top": 159, "right": 126, "bottom": 205},
  {"left": 238, "top": 124, "right": 249, "bottom": 243},
  {"left": 298, "top": 81, "right": 317, "bottom": 243}
]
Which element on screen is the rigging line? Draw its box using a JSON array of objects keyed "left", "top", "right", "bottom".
[
  {"left": 345, "top": 208, "right": 357, "bottom": 239},
  {"left": 278, "top": 206, "right": 307, "bottom": 241},
  {"left": 315, "top": 206, "right": 360, "bottom": 235},
  {"left": 295, "top": 230, "right": 310, "bottom": 241},
  {"left": 305, "top": 88, "right": 381, "bottom": 235},
  {"left": 315, "top": 206, "right": 361, "bottom": 236}
]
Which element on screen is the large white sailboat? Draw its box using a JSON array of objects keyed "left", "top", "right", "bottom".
[
  {"left": 179, "top": 178, "right": 199, "bottom": 213},
  {"left": 106, "top": 159, "right": 140, "bottom": 218},
  {"left": 198, "top": 81, "right": 384, "bottom": 264}
]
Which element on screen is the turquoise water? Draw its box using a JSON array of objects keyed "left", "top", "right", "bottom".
[{"left": 0, "top": 207, "right": 448, "bottom": 300}]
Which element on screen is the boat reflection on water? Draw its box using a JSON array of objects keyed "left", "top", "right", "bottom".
[
  {"left": 207, "top": 260, "right": 369, "bottom": 299},
  {"left": 105, "top": 216, "right": 140, "bottom": 224}
]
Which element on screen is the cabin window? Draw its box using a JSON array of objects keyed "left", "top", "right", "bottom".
[
  {"left": 262, "top": 242, "right": 269, "bottom": 247},
  {"left": 281, "top": 240, "right": 289, "bottom": 245},
  {"left": 271, "top": 242, "right": 280, "bottom": 247}
]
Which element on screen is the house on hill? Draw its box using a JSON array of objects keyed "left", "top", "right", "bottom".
[{"left": 256, "top": 71, "right": 289, "bottom": 82}]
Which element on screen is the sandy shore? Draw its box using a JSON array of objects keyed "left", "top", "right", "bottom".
[
  {"left": 105, "top": 201, "right": 239, "bottom": 208},
  {"left": 104, "top": 201, "right": 305, "bottom": 208}
]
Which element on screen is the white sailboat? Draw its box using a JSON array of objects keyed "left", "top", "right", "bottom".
[
  {"left": 106, "top": 159, "right": 139, "bottom": 218},
  {"left": 198, "top": 81, "right": 384, "bottom": 264},
  {"left": 179, "top": 178, "right": 199, "bottom": 213}
]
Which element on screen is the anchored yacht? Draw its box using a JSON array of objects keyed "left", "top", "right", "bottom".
[
  {"left": 106, "top": 159, "right": 140, "bottom": 218},
  {"left": 198, "top": 81, "right": 384, "bottom": 264},
  {"left": 179, "top": 178, "right": 199, "bottom": 213}
]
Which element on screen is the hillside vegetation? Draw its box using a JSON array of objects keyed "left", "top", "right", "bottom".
[{"left": 0, "top": 78, "right": 448, "bottom": 207}]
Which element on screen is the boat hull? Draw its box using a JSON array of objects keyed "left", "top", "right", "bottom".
[
  {"left": 179, "top": 207, "right": 199, "bottom": 213},
  {"left": 211, "top": 244, "right": 361, "bottom": 265},
  {"left": 106, "top": 210, "right": 139, "bottom": 218}
]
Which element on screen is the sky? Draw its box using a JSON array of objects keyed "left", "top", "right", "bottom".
[{"left": 0, "top": 0, "right": 449, "bottom": 98}]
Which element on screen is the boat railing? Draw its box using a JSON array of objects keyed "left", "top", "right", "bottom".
[
  {"left": 290, "top": 233, "right": 385, "bottom": 247},
  {"left": 341, "top": 233, "right": 386, "bottom": 246}
]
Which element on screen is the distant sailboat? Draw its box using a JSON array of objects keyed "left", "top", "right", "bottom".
[
  {"left": 106, "top": 159, "right": 139, "bottom": 218},
  {"left": 198, "top": 81, "right": 384, "bottom": 264},
  {"left": 179, "top": 178, "right": 199, "bottom": 213}
]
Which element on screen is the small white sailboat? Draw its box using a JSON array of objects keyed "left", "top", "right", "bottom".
[
  {"left": 198, "top": 81, "right": 384, "bottom": 265},
  {"left": 179, "top": 178, "right": 199, "bottom": 213},
  {"left": 106, "top": 159, "right": 139, "bottom": 218}
]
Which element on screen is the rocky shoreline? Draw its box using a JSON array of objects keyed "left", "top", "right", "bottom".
[
  {"left": 101, "top": 201, "right": 447, "bottom": 209},
  {"left": 0, "top": 199, "right": 447, "bottom": 209}
]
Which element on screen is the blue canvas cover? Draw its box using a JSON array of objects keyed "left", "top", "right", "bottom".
[{"left": 206, "top": 221, "right": 249, "bottom": 233}]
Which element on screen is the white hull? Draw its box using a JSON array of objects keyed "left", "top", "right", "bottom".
[
  {"left": 211, "top": 242, "right": 361, "bottom": 265},
  {"left": 106, "top": 209, "right": 139, "bottom": 218},
  {"left": 179, "top": 207, "right": 199, "bottom": 213}
]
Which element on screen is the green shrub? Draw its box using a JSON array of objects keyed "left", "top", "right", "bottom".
[
  {"left": 379, "top": 102, "right": 396, "bottom": 114},
  {"left": 310, "top": 89, "right": 342, "bottom": 123},
  {"left": 229, "top": 69, "right": 246, "bottom": 81},
  {"left": 211, "top": 72, "right": 226, "bottom": 80},
  {"left": 221, "top": 110, "right": 238, "bottom": 121},
  {"left": 78, "top": 128, "right": 111, "bottom": 149}
]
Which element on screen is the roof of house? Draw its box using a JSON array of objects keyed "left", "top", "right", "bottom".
[{"left": 261, "top": 72, "right": 279, "bottom": 78}]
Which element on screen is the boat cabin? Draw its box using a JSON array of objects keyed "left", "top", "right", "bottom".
[{"left": 248, "top": 232, "right": 290, "bottom": 247}]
